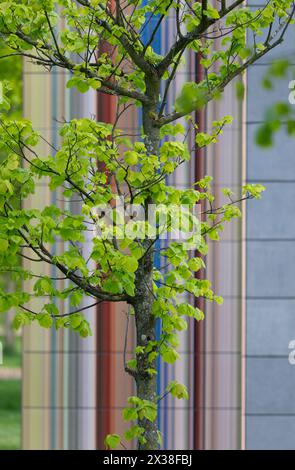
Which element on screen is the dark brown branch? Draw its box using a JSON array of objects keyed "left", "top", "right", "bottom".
[
  {"left": 20, "top": 300, "right": 104, "bottom": 319},
  {"left": 156, "top": 15, "right": 294, "bottom": 127}
]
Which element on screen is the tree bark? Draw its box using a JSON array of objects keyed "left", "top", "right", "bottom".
[{"left": 133, "top": 75, "right": 160, "bottom": 450}]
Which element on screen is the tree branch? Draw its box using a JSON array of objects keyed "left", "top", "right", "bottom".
[
  {"left": 75, "top": 0, "right": 156, "bottom": 77},
  {"left": 0, "top": 28, "right": 149, "bottom": 103},
  {"left": 3, "top": 203, "right": 128, "bottom": 303}
]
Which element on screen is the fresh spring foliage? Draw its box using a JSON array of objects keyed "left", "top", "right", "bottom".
[{"left": 0, "top": 0, "right": 294, "bottom": 449}]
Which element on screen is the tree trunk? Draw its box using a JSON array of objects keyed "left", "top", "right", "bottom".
[
  {"left": 133, "top": 75, "right": 160, "bottom": 450},
  {"left": 134, "top": 247, "right": 158, "bottom": 450}
]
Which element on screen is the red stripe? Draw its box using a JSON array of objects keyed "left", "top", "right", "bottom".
[{"left": 95, "top": 54, "right": 116, "bottom": 447}]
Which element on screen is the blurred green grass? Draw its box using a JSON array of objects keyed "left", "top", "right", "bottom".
[
  {"left": 0, "top": 379, "right": 21, "bottom": 450},
  {"left": 0, "top": 336, "right": 22, "bottom": 368},
  {"left": 0, "top": 410, "right": 21, "bottom": 450},
  {"left": 0, "top": 380, "right": 21, "bottom": 450}
]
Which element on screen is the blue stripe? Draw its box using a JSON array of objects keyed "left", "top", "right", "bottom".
[
  {"left": 140, "top": 1, "right": 163, "bottom": 442},
  {"left": 50, "top": 68, "right": 59, "bottom": 450}
]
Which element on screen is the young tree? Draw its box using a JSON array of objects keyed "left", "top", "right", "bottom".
[{"left": 0, "top": 0, "right": 293, "bottom": 450}]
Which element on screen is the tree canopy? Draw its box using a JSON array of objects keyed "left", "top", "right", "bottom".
[{"left": 0, "top": 0, "right": 294, "bottom": 449}]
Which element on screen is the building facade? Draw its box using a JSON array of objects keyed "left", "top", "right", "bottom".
[{"left": 21, "top": 2, "right": 295, "bottom": 450}]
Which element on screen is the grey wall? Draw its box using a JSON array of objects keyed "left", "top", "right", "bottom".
[{"left": 246, "top": 5, "right": 295, "bottom": 449}]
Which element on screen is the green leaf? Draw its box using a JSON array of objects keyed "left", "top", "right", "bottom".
[
  {"left": 70, "top": 290, "right": 83, "bottom": 307},
  {"left": 102, "top": 277, "right": 123, "bottom": 294},
  {"left": 126, "top": 358, "right": 137, "bottom": 370},
  {"left": 270, "top": 59, "right": 289, "bottom": 78},
  {"left": 68, "top": 313, "right": 83, "bottom": 329},
  {"left": 34, "top": 278, "right": 54, "bottom": 295},
  {"left": 174, "top": 317, "right": 188, "bottom": 331},
  {"left": 255, "top": 123, "right": 273, "bottom": 148},
  {"left": 123, "top": 256, "right": 138, "bottom": 273},
  {"left": 12, "top": 313, "right": 31, "bottom": 330},
  {"left": 157, "top": 430, "right": 163, "bottom": 446},
  {"left": 214, "top": 295, "right": 223, "bottom": 305},
  {"left": 177, "top": 303, "right": 204, "bottom": 320},
  {"left": 236, "top": 81, "right": 245, "bottom": 100},
  {"left": 124, "top": 150, "right": 138, "bottom": 166},
  {"left": 238, "top": 48, "right": 251, "bottom": 60},
  {"left": 287, "top": 120, "right": 295, "bottom": 135},
  {"left": 44, "top": 303, "right": 59, "bottom": 316},
  {"left": 67, "top": 77, "right": 89, "bottom": 93},
  {"left": 167, "top": 381, "right": 189, "bottom": 400},
  {"left": 0, "top": 239, "right": 8, "bottom": 252},
  {"left": 125, "top": 425, "right": 144, "bottom": 441},
  {"left": 262, "top": 77, "right": 272, "bottom": 90},
  {"left": 127, "top": 396, "right": 142, "bottom": 406},
  {"left": 122, "top": 407, "right": 138, "bottom": 421},
  {"left": 77, "top": 319, "right": 92, "bottom": 338},
  {"left": 175, "top": 82, "right": 207, "bottom": 114},
  {"left": 243, "top": 183, "right": 266, "bottom": 199},
  {"left": 188, "top": 257, "right": 205, "bottom": 272},
  {"left": 208, "top": 228, "right": 220, "bottom": 241},
  {"left": 140, "top": 402, "right": 157, "bottom": 422},
  {"left": 204, "top": 5, "right": 220, "bottom": 19}
]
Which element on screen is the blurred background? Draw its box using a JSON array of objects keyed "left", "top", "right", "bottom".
[
  {"left": 0, "top": 43, "right": 22, "bottom": 450},
  {"left": 1, "top": 1, "right": 295, "bottom": 450}
]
